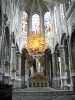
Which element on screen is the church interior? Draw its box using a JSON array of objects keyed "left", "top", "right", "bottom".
[{"left": 0, "top": 0, "right": 75, "bottom": 100}]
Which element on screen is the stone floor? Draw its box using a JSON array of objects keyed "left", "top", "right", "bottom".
[
  {"left": 12, "top": 88, "right": 75, "bottom": 100},
  {"left": 12, "top": 95, "right": 75, "bottom": 100}
]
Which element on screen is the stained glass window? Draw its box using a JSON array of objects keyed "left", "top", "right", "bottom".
[
  {"left": 44, "top": 12, "right": 52, "bottom": 38},
  {"left": 21, "top": 11, "right": 28, "bottom": 49},
  {"left": 22, "top": 11, "right": 28, "bottom": 37},
  {"left": 32, "top": 14, "right": 40, "bottom": 33}
]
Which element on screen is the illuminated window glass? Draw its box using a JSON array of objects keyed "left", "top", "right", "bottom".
[
  {"left": 32, "top": 14, "right": 40, "bottom": 33},
  {"left": 44, "top": 12, "right": 52, "bottom": 38},
  {"left": 59, "top": 4, "right": 65, "bottom": 23},
  {"left": 21, "top": 11, "right": 28, "bottom": 49},
  {"left": 22, "top": 11, "right": 28, "bottom": 37}
]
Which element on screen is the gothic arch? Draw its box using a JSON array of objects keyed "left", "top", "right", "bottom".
[
  {"left": 61, "top": 33, "right": 70, "bottom": 84},
  {"left": 21, "top": 48, "right": 28, "bottom": 88},
  {"left": 4, "top": 26, "right": 10, "bottom": 75},
  {"left": 44, "top": 48, "right": 53, "bottom": 86},
  {"left": 4, "top": 26, "right": 10, "bottom": 56},
  {"left": 70, "top": 29, "right": 75, "bottom": 72}
]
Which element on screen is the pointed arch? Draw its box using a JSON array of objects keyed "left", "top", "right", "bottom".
[
  {"left": 70, "top": 29, "right": 75, "bottom": 47},
  {"left": 70, "top": 28, "right": 75, "bottom": 73},
  {"left": 21, "top": 48, "right": 28, "bottom": 88}
]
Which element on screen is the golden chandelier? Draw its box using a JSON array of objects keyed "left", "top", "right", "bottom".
[{"left": 26, "top": 33, "right": 47, "bottom": 54}]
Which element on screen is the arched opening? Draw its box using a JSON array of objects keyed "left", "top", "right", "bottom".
[
  {"left": 4, "top": 26, "right": 10, "bottom": 74},
  {"left": 21, "top": 48, "right": 28, "bottom": 88},
  {"left": 5, "top": 26, "right": 10, "bottom": 55},
  {"left": 70, "top": 29, "right": 75, "bottom": 73},
  {"left": 60, "top": 33, "right": 70, "bottom": 89},
  {"left": 44, "top": 48, "right": 53, "bottom": 86}
]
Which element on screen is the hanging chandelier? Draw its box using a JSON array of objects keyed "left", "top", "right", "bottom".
[{"left": 26, "top": 33, "right": 47, "bottom": 55}]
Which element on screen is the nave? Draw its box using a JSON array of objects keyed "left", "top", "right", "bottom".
[{"left": 0, "top": 0, "right": 75, "bottom": 100}]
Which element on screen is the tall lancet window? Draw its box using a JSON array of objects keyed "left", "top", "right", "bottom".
[
  {"left": 32, "top": 14, "right": 40, "bottom": 34},
  {"left": 21, "top": 11, "right": 28, "bottom": 49},
  {"left": 22, "top": 11, "right": 28, "bottom": 37},
  {"left": 44, "top": 12, "right": 52, "bottom": 38}
]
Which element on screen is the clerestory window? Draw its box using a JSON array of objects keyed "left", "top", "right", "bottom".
[{"left": 32, "top": 14, "right": 40, "bottom": 34}]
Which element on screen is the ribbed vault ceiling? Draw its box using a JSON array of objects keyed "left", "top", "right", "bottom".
[{"left": 18, "top": 0, "right": 68, "bottom": 14}]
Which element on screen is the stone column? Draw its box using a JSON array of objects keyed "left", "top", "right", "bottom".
[
  {"left": 16, "top": 51, "right": 21, "bottom": 76},
  {"left": 69, "top": 47, "right": 74, "bottom": 91},
  {"left": 25, "top": 58, "right": 29, "bottom": 87},
  {"left": 10, "top": 45, "right": 16, "bottom": 87},
  {"left": 45, "top": 51, "right": 48, "bottom": 78},
  {"left": 52, "top": 53, "right": 56, "bottom": 78},
  {"left": 59, "top": 45, "right": 68, "bottom": 89},
  {"left": 40, "top": 12, "right": 44, "bottom": 33},
  {"left": 68, "top": 56, "right": 73, "bottom": 91},
  {"left": 28, "top": 13, "right": 32, "bottom": 35},
  {"left": 16, "top": 51, "right": 21, "bottom": 88},
  {"left": 52, "top": 53, "right": 60, "bottom": 88}
]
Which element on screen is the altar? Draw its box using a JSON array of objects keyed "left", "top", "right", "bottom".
[{"left": 28, "top": 72, "right": 49, "bottom": 87}]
